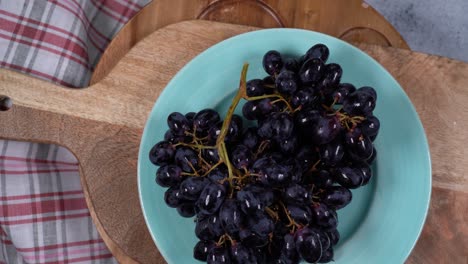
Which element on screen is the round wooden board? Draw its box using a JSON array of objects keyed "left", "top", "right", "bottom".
[
  {"left": 1, "top": 21, "right": 468, "bottom": 263},
  {"left": 90, "top": 0, "right": 409, "bottom": 85}
]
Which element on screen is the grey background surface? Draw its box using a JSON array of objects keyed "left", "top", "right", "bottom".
[{"left": 367, "top": 0, "right": 468, "bottom": 62}]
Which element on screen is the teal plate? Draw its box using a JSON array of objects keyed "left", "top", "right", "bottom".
[{"left": 138, "top": 29, "right": 431, "bottom": 264}]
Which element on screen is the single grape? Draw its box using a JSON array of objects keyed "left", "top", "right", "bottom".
[
  {"left": 305, "top": 169, "right": 334, "bottom": 187},
  {"left": 263, "top": 50, "right": 283, "bottom": 75},
  {"left": 259, "top": 112, "right": 295, "bottom": 140},
  {"left": 319, "top": 140, "right": 345, "bottom": 166},
  {"left": 219, "top": 199, "right": 244, "bottom": 236},
  {"left": 332, "top": 166, "right": 364, "bottom": 189},
  {"left": 281, "top": 158, "right": 303, "bottom": 184},
  {"left": 313, "top": 228, "right": 331, "bottom": 251},
  {"left": 311, "top": 203, "right": 338, "bottom": 229},
  {"left": 174, "top": 146, "right": 199, "bottom": 172},
  {"left": 279, "top": 233, "right": 299, "bottom": 264},
  {"left": 185, "top": 112, "right": 196, "bottom": 121},
  {"left": 155, "top": 164, "right": 183, "bottom": 187},
  {"left": 278, "top": 135, "right": 299, "bottom": 155},
  {"left": 246, "top": 79, "right": 266, "bottom": 97},
  {"left": 149, "top": 141, "right": 175, "bottom": 166},
  {"left": 343, "top": 90, "right": 376, "bottom": 116},
  {"left": 208, "top": 214, "right": 224, "bottom": 237},
  {"left": 318, "top": 247, "right": 334, "bottom": 263},
  {"left": 257, "top": 98, "right": 279, "bottom": 117},
  {"left": 239, "top": 229, "right": 269, "bottom": 247},
  {"left": 207, "top": 246, "right": 231, "bottom": 264},
  {"left": 359, "top": 115, "right": 380, "bottom": 138},
  {"left": 295, "top": 146, "right": 319, "bottom": 173},
  {"left": 368, "top": 147, "right": 377, "bottom": 163},
  {"left": 249, "top": 185, "right": 275, "bottom": 208},
  {"left": 283, "top": 57, "right": 300, "bottom": 72},
  {"left": 296, "top": 109, "right": 341, "bottom": 145},
  {"left": 167, "top": 112, "right": 190, "bottom": 136},
  {"left": 290, "top": 87, "right": 317, "bottom": 109},
  {"left": 242, "top": 100, "right": 260, "bottom": 120},
  {"left": 236, "top": 188, "right": 262, "bottom": 214},
  {"left": 196, "top": 183, "right": 226, "bottom": 215},
  {"left": 345, "top": 128, "right": 373, "bottom": 161},
  {"left": 241, "top": 127, "right": 259, "bottom": 150},
  {"left": 276, "top": 70, "right": 298, "bottom": 95},
  {"left": 284, "top": 183, "right": 311, "bottom": 205},
  {"left": 208, "top": 167, "right": 229, "bottom": 189},
  {"left": 287, "top": 204, "right": 312, "bottom": 225},
  {"left": 180, "top": 177, "right": 210, "bottom": 200},
  {"left": 177, "top": 202, "right": 196, "bottom": 217},
  {"left": 209, "top": 115, "right": 243, "bottom": 144},
  {"left": 326, "top": 229, "right": 340, "bottom": 246},
  {"left": 358, "top": 86, "right": 377, "bottom": 100},
  {"left": 299, "top": 58, "right": 324, "bottom": 85},
  {"left": 332, "top": 83, "right": 356, "bottom": 104},
  {"left": 261, "top": 164, "right": 291, "bottom": 187},
  {"left": 247, "top": 211, "right": 275, "bottom": 238},
  {"left": 319, "top": 63, "right": 342, "bottom": 94},
  {"left": 295, "top": 108, "right": 321, "bottom": 128},
  {"left": 252, "top": 156, "right": 276, "bottom": 174},
  {"left": 164, "top": 185, "right": 185, "bottom": 208},
  {"left": 356, "top": 162, "right": 372, "bottom": 186},
  {"left": 195, "top": 217, "right": 220, "bottom": 241},
  {"left": 194, "top": 240, "right": 216, "bottom": 262},
  {"left": 230, "top": 243, "right": 257, "bottom": 263},
  {"left": 306, "top": 43, "right": 330, "bottom": 62},
  {"left": 202, "top": 148, "right": 220, "bottom": 165},
  {"left": 236, "top": 184, "right": 274, "bottom": 215},
  {"left": 164, "top": 129, "right": 190, "bottom": 144},
  {"left": 257, "top": 117, "right": 273, "bottom": 139},
  {"left": 295, "top": 228, "right": 323, "bottom": 263},
  {"left": 228, "top": 114, "right": 243, "bottom": 143},
  {"left": 208, "top": 122, "right": 222, "bottom": 144},
  {"left": 193, "top": 109, "right": 221, "bottom": 135},
  {"left": 321, "top": 186, "right": 352, "bottom": 210},
  {"left": 231, "top": 145, "right": 253, "bottom": 170}
]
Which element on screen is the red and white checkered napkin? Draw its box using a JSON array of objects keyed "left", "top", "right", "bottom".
[
  {"left": 0, "top": 141, "right": 115, "bottom": 264},
  {"left": 0, "top": 0, "right": 150, "bottom": 88},
  {"left": 0, "top": 0, "right": 151, "bottom": 263}
]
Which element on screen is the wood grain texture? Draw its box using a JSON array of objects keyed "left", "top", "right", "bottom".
[
  {"left": 91, "top": 0, "right": 409, "bottom": 85},
  {"left": 1, "top": 21, "right": 467, "bottom": 263}
]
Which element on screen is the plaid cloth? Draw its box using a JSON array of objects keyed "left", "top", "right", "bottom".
[
  {"left": 0, "top": 0, "right": 151, "bottom": 263},
  {"left": 0, "top": 0, "right": 150, "bottom": 88},
  {"left": 0, "top": 141, "right": 115, "bottom": 264}
]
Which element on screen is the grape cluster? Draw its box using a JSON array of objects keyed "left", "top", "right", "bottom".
[{"left": 149, "top": 43, "right": 380, "bottom": 264}]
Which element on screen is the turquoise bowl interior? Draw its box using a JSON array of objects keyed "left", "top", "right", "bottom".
[{"left": 138, "top": 29, "right": 431, "bottom": 264}]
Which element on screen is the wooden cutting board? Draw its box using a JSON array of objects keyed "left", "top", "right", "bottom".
[{"left": 0, "top": 20, "right": 467, "bottom": 264}]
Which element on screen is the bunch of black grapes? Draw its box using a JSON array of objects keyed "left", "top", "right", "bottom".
[{"left": 149, "top": 43, "right": 380, "bottom": 264}]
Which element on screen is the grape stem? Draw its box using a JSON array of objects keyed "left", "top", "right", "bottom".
[
  {"left": 201, "top": 161, "right": 222, "bottom": 176},
  {"left": 265, "top": 206, "right": 279, "bottom": 221},
  {"left": 278, "top": 201, "right": 301, "bottom": 231},
  {"left": 173, "top": 142, "right": 217, "bottom": 149},
  {"left": 246, "top": 93, "right": 294, "bottom": 113},
  {"left": 217, "top": 233, "right": 235, "bottom": 246},
  {"left": 215, "top": 64, "right": 249, "bottom": 189}
]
